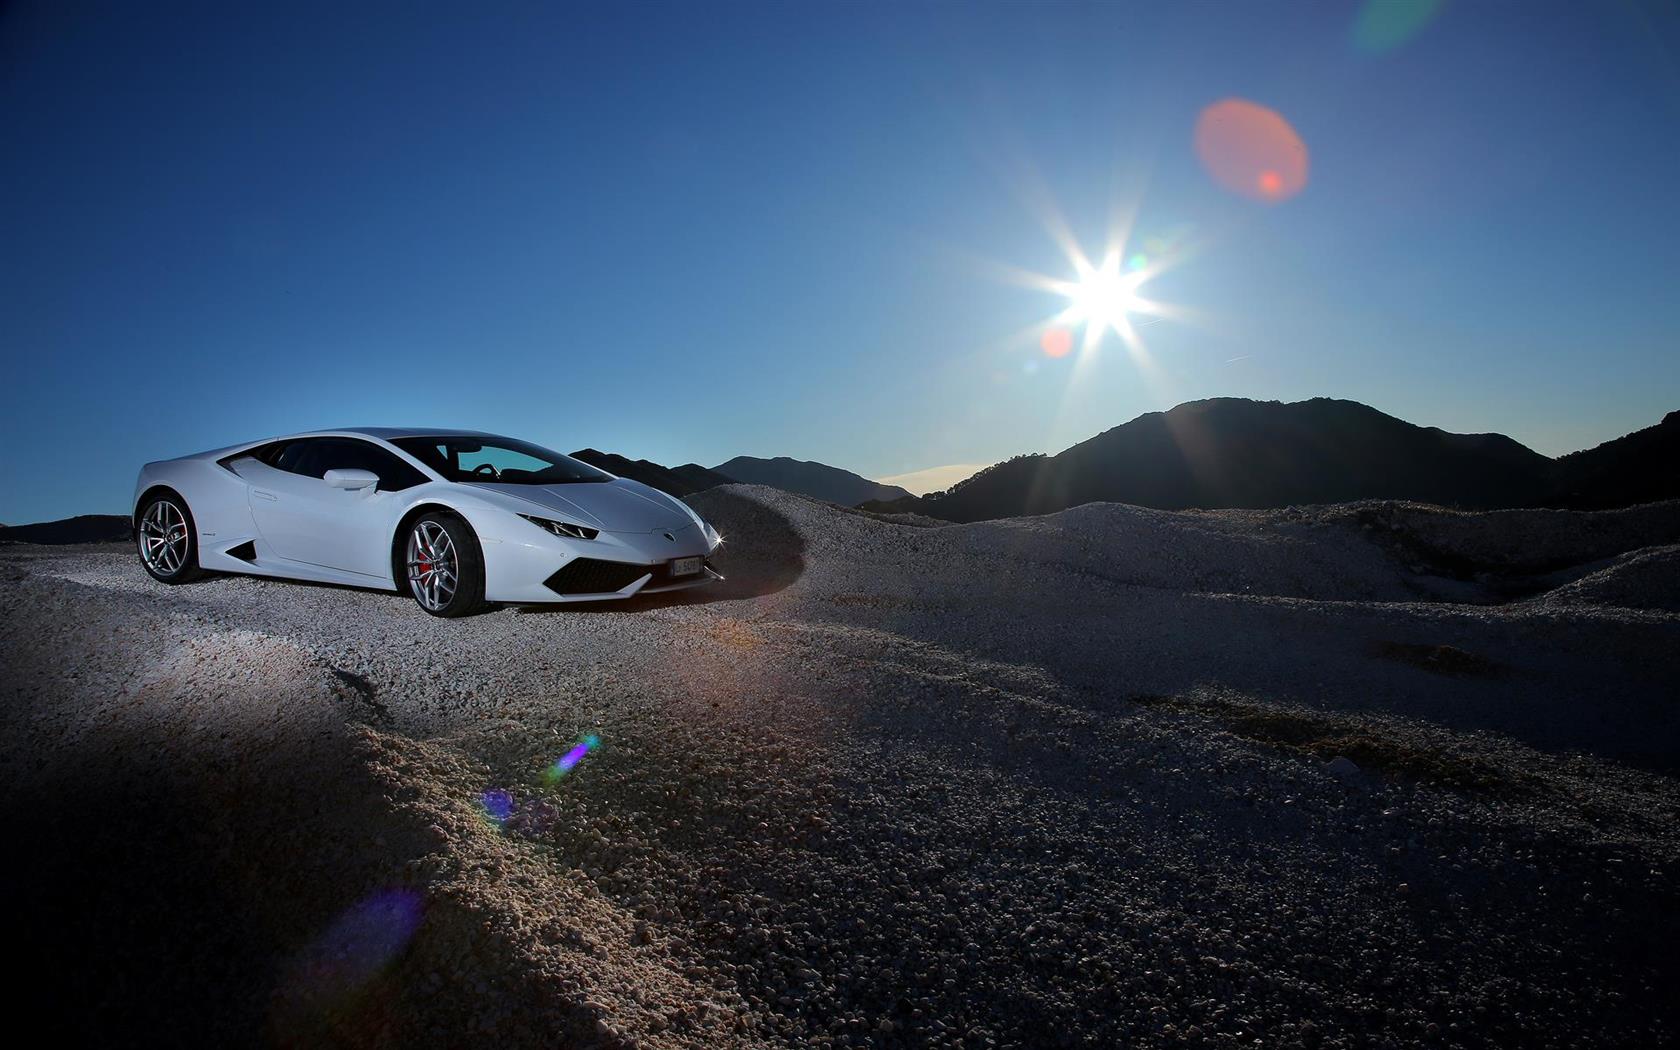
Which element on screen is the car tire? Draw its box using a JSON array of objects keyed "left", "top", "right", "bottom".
[
  {"left": 136, "top": 490, "right": 208, "bottom": 584},
  {"left": 403, "top": 512, "right": 491, "bottom": 617}
]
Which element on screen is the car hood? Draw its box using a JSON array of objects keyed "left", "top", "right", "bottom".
[{"left": 469, "top": 479, "right": 695, "bottom": 534}]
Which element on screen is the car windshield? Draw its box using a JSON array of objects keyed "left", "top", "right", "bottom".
[{"left": 391, "top": 435, "right": 612, "bottom": 485}]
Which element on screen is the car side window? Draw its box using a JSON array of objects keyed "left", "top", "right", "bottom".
[
  {"left": 267, "top": 438, "right": 428, "bottom": 491},
  {"left": 271, "top": 441, "right": 313, "bottom": 474}
]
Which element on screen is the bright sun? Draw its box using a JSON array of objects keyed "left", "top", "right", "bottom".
[
  {"left": 1059, "top": 253, "right": 1143, "bottom": 339},
  {"left": 1014, "top": 229, "right": 1178, "bottom": 362}
]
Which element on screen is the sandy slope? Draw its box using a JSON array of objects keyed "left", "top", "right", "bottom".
[{"left": 2, "top": 487, "right": 1677, "bottom": 1049}]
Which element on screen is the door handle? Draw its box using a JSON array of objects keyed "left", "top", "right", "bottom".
[{"left": 253, "top": 490, "right": 278, "bottom": 501}]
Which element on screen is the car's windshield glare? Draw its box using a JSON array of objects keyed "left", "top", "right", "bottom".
[{"left": 391, "top": 436, "right": 610, "bottom": 485}]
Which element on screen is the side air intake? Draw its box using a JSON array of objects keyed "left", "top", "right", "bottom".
[{"left": 225, "top": 540, "right": 257, "bottom": 562}]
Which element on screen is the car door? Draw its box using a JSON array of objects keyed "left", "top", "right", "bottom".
[{"left": 245, "top": 437, "right": 422, "bottom": 578}]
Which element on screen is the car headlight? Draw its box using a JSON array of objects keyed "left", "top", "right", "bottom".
[{"left": 518, "top": 514, "right": 599, "bottom": 540}]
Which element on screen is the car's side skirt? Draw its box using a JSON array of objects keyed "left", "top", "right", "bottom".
[{"left": 197, "top": 534, "right": 400, "bottom": 591}]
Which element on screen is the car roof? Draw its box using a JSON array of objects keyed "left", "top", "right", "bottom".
[
  {"left": 183, "top": 428, "right": 525, "bottom": 465},
  {"left": 321, "top": 427, "right": 503, "bottom": 440}
]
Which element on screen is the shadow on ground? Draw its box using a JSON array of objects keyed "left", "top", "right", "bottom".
[
  {"left": 4, "top": 763, "right": 276, "bottom": 1044},
  {"left": 0, "top": 728, "right": 403, "bottom": 1046}
]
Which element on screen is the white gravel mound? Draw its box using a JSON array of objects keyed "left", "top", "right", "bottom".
[{"left": 1531, "top": 544, "right": 1680, "bottom": 613}]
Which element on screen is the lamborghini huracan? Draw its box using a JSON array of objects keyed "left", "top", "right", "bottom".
[{"left": 132, "top": 429, "right": 723, "bottom": 616}]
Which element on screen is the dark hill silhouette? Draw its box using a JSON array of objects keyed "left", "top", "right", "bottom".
[
  {"left": 0, "top": 514, "right": 130, "bottom": 544},
  {"left": 1547, "top": 411, "right": 1680, "bottom": 509},
  {"left": 864, "top": 398, "right": 1675, "bottom": 522},
  {"left": 712, "top": 456, "right": 911, "bottom": 507},
  {"left": 7, "top": 403, "right": 1674, "bottom": 539},
  {"left": 569, "top": 449, "right": 735, "bottom": 498}
]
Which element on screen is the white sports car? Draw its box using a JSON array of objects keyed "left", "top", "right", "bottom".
[{"left": 132, "top": 428, "right": 723, "bottom": 616}]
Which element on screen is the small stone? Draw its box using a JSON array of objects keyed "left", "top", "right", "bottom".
[{"left": 1323, "top": 756, "right": 1361, "bottom": 778}]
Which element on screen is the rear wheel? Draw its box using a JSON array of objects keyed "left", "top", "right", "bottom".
[
  {"left": 137, "top": 492, "right": 207, "bottom": 584},
  {"left": 404, "top": 513, "right": 490, "bottom": 617}
]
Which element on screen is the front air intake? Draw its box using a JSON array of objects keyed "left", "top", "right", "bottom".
[{"left": 543, "top": 558, "right": 655, "bottom": 595}]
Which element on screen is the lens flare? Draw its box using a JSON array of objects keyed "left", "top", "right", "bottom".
[
  {"left": 1194, "top": 98, "right": 1309, "bottom": 203},
  {"left": 544, "top": 734, "right": 601, "bottom": 783},
  {"left": 1353, "top": 0, "right": 1445, "bottom": 53},
  {"left": 279, "top": 888, "right": 424, "bottom": 1012},
  {"left": 1040, "top": 327, "right": 1074, "bottom": 358},
  {"left": 480, "top": 788, "right": 514, "bottom": 824}
]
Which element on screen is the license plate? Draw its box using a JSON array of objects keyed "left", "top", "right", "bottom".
[{"left": 670, "top": 556, "right": 702, "bottom": 577}]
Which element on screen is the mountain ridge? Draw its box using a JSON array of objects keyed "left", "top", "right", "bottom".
[
  {"left": 713, "top": 455, "right": 912, "bottom": 507},
  {"left": 569, "top": 449, "right": 735, "bottom": 499},
  {"left": 863, "top": 398, "right": 1680, "bottom": 522},
  {"left": 0, "top": 514, "right": 131, "bottom": 545},
  {"left": 6, "top": 401, "right": 1675, "bottom": 540}
]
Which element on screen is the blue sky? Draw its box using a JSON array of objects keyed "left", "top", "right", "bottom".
[{"left": 3, "top": 1, "right": 1678, "bottom": 520}]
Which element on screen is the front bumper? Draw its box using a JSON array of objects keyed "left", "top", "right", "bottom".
[
  {"left": 543, "top": 555, "right": 721, "bottom": 597},
  {"left": 480, "top": 519, "right": 722, "bottom": 603}
]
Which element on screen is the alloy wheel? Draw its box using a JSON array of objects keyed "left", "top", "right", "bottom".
[
  {"left": 139, "top": 499, "right": 189, "bottom": 576},
  {"left": 406, "top": 520, "right": 458, "bottom": 612}
]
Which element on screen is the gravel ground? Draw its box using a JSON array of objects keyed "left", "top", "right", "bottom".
[{"left": 2, "top": 485, "right": 1677, "bottom": 1049}]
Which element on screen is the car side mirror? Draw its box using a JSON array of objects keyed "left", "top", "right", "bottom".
[{"left": 323, "top": 468, "right": 380, "bottom": 491}]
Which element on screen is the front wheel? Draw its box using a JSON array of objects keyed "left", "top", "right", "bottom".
[
  {"left": 137, "top": 492, "right": 207, "bottom": 584},
  {"left": 404, "top": 513, "right": 490, "bottom": 617}
]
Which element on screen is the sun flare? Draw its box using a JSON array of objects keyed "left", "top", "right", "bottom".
[
  {"left": 984, "top": 194, "right": 1189, "bottom": 367},
  {"left": 1060, "top": 254, "right": 1143, "bottom": 336}
]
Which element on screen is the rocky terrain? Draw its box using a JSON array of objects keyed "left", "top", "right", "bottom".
[{"left": 3, "top": 486, "right": 1677, "bottom": 1049}]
